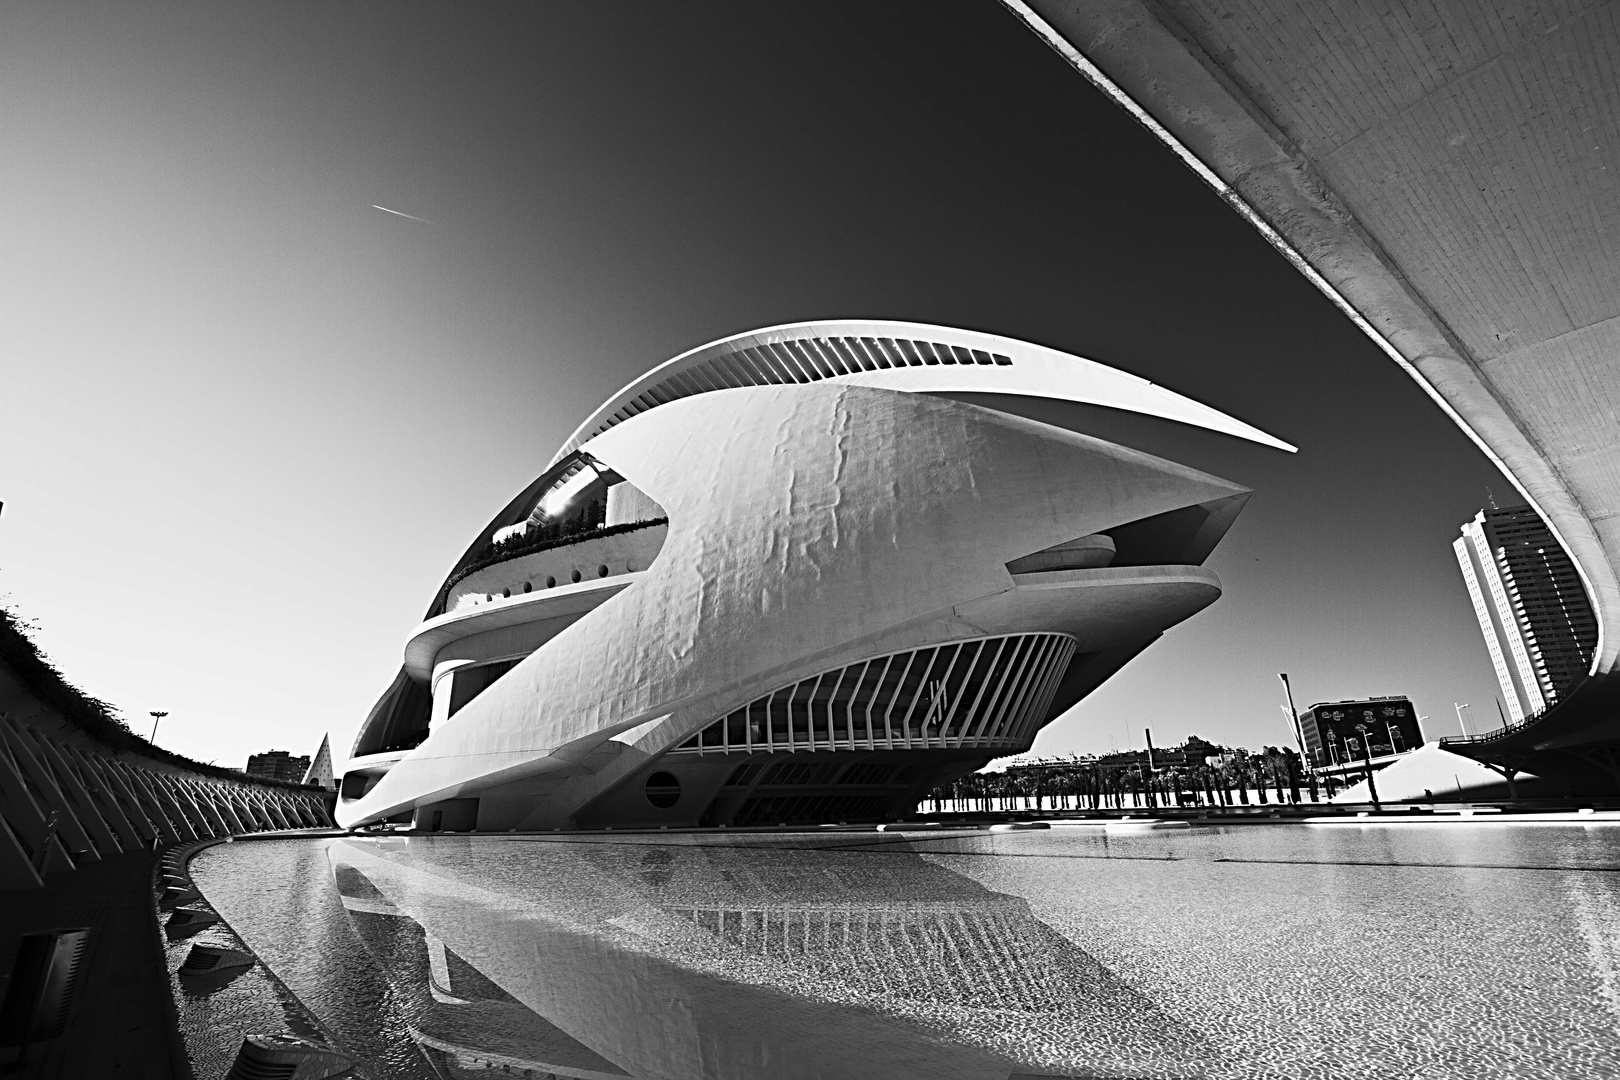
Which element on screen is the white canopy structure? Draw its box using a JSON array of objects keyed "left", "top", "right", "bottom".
[{"left": 340, "top": 322, "right": 1289, "bottom": 831}]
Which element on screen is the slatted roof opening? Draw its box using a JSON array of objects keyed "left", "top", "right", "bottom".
[{"left": 589, "top": 335, "right": 1011, "bottom": 442}]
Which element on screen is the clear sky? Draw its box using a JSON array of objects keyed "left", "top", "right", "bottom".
[{"left": 0, "top": 1, "right": 1516, "bottom": 773}]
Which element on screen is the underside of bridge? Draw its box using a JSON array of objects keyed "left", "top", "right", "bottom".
[{"left": 1004, "top": 0, "right": 1620, "bottom": 791}]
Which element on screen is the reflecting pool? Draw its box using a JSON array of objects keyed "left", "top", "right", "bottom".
[{"left": 190, "top": 824, "right": 1620, "bottom": 1079}]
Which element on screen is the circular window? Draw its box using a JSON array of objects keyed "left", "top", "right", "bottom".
[
  {"left": 546, "top": 576, "right": 556, "bottom": 588},
  {"left": 502, "top": 587, "right": 510, "bottom": 598},
  {"left": 598, "top": 564, "right": 609, "bottom": 578},
  {"left": 571, "top": 569, "right": 582, "bottom": 583},
  {"left": 645, "top": 771, "right": 680, "bottom": 809},
  {"left": 523, "top": 581, "right": 532, "bottom": 593}
]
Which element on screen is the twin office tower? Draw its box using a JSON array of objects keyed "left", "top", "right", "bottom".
[{"left": 1453, "top": 506, "right": 1598, "bottom": 726}]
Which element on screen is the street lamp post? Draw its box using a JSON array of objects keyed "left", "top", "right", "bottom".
[
  {"left": 1354, "top": 722, "right": 1381, "bottom": 810},
  {"left": 1454, "top": 702, "right": 1472, "bottom": 739},
  {"left": 149, "top": 710, "right": 168, "bottom": 743},
  {"left": 1277, "top": 673, "right": 1308, "bottom": 758}
]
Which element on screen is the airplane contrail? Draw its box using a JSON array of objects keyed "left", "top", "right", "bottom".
[{"left": 372, "top": 204, "right": 436, "bottom": 225}]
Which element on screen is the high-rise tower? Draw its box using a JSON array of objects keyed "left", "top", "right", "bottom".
[{"left": 1453, "top": 507, "right": 1597, "bottom": 724}]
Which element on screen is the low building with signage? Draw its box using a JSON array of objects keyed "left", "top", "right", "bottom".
[{"left": 1298, "top": 697, "right": 1423, "bottom": 771}]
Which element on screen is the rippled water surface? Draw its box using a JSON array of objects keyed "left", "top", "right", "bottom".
[{"left": 190, "top": 823, "right": 1620, "bottom": 1079}]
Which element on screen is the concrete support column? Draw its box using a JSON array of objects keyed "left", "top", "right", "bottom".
[
  {"left": 236, "top": 792, "right": 269, "bottom": 832},
  {"left": 234, "top": 791, "right": 266, "bottom": 831},
  {"left": 153, "top": 772, "right": 211, "bottom": 839},
  {"left": 211, "top": 787, "right": 251, "bottom": 834},
  {"left": 232, "top": 790, "right": 260, "bottom": 832},
  {"left": 430, "top": 659, "right": 478, "bottom": 734},
  {"left": 0, "top": 810, "right": 42, "bottom": 889},
  {"left": 258, "top": 793, "right": 292, "bottom": 831},
  {"left": 148, "top": 773, "right": 208, "bottom": 839},
  {"left": 286, "top": 797, "right": 313, "bottom": 828},
  {"left": 20, "top": 726, "right": 124, "bottom": 856},
  {"left": 0, "top": 724, "right": 75, "bottom": 874},
  {"left": 310, "top": 797, "right": 334, "bottom": 827},
  {"left": 0, "top": 718, "right": 99, "bottom": 862},
  {"left": 72, "top": 750, "right": 156, "bottom": 847},
  {"left": 116, "top": 764, "right": 189, "bottom": 843},
  {"left": 177, "top": 778, "right": 231, "bottom": 836}
]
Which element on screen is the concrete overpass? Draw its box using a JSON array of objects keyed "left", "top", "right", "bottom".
[{"left": 1002, "top": 0, "right": 1620, "bottom": 791}]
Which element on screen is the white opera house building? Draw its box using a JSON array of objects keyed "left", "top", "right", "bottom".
[{"left": 336, "top": 322, "right": 1291, "bottom": 832}]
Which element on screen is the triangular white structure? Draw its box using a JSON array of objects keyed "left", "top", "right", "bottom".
[{"left": 302, "top": 734, "right": 335, "bottom": 790}]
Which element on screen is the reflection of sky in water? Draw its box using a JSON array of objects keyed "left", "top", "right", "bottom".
[{"left": 190, "top": 825, "right": 1620, "bottom": 1080}]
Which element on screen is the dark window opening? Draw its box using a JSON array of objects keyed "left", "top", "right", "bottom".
[
  {"left": 645, "top": 771, "right": 681, "bottom": 809},
  {"left": 447, "top": 658, "right": 522, "bottom": 719}
]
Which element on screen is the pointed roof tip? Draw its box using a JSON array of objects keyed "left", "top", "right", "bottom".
[{"left": 302, "top": 733, "right": 336, "bottom": 789}]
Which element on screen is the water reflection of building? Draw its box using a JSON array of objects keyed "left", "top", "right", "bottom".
[
  {"left": 337, "top": 321, "right": 1292, "bottom": 833},
  {"left": 326, "top": 836, "right": 1209, "bottom": 1079},
  {"left": 685, "top": 899, "right": 1109, "bottom": 1012},
  {"left": 329, "top": 851, "right": 629, "bottom": 1079},
  {"left": 1568, "top": 875, "right": 1620, "bottom": 1023}
]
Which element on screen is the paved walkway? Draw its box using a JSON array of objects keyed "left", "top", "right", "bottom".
[{"left": 0, "top": 851, "right": 188, "bottom": 1079}]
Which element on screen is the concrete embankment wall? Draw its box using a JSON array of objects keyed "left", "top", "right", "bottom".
[{"left": 0, "top": 610, "right": 333, "bottom": 891}]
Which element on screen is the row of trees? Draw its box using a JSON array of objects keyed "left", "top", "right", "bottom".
[{"left": 926, "top": 746, "right": 1359, "bottom": 813}]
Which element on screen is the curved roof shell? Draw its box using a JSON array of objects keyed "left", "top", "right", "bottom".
[{"left": 550, "top": 319, "right": 1294, "bottom": 466}]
